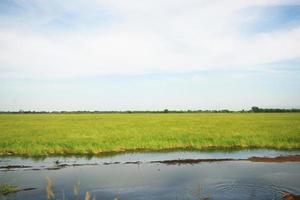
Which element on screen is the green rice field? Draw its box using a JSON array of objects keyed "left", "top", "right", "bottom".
[{"left": 0, "top": 113, "right": 299, "bottom": 156}]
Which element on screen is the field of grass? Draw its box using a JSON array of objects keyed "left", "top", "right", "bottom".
[{"left": 0, "top": 113, "right": 299, "bottom": 156}]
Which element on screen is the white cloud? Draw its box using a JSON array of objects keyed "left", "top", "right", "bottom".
[{"left": 0, "top": 0, "right": 300, "bottom": 78}]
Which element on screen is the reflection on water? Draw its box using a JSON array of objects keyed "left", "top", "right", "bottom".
[{"left": 0, "top": 150, "right": 300, "bottom": 200}]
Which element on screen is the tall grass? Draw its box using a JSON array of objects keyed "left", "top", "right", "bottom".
[
  {"left": 0, "top": 113, "right": 299, "bottom": 156},
  {"left": 46, "top": 177, "right": 55, "bottom": 199},
  {"left": 46, "top": 178, "right": 96, "bottom": 200}
]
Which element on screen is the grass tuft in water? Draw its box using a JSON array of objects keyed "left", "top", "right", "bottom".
[
  {"left": 0, "top": 183, "right": 18, "bottom": 195},
  {"left": 85, "top": 191, "right": 91, "bottom": 200},
  {"left": 45, "top": 177, "right": 99, "bottom": 200},
  {"left": 74, "top": 181, "right": 80, "bottom": 197},
  {"left": 46, "top": 177, "right": 55, "bottom": 199}
]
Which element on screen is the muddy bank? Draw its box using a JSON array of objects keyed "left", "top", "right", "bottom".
[
  {"left": 248, "top": 155, "right": 300, "bottom": 162},
  {"left": 0, "top": 165, "right": 31, "bottom": 169},
  {"left": 150, "top": 158, "right": 237, "bottom": 165},
  {"left": 1, "top": 155, "right": 299, "bottom": 170},
  {"left": 150, "top": 155, "right": 300, "bottom": 165}
]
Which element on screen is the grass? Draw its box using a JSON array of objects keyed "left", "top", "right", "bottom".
[
  {"left": 0, "top": 183, "right": 18, "bottom": 195},
  {"left": 0, "top": 113, "right": 299, "bottom": 156},
  {"left": 46, "top": 177, "right": 97, "bottom": 200}
]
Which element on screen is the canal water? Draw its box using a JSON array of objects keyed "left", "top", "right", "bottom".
[{"left": 1, "top": 149, "right": 300, "bottom": 200}]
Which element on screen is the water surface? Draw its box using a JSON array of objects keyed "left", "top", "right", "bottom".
[{"left": 1, "top": 150, "right": 300, "bottom": 200}]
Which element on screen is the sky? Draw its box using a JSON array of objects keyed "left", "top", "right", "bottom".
[{"left": 0, "top": 0, "right": 300, "bottom": 111}]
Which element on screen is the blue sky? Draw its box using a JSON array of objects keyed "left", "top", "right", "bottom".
[{"left": 0, "top": 0, "right": 300, "bottom": 111}]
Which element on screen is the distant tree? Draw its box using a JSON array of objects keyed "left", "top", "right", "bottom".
[
  {"left": 251, "top": 106, "right": 260, "bottom": 112},
  {"left": 163, "top": 109, "right": 169, "bottom": 113},
  {"left": 221, "top": 109, "right": 230, "bottom": 113}
]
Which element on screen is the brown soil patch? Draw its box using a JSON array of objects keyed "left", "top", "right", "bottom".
[
  {"left": 150, "top": 158, "right": 236, "bottom": 165},
  {"left": 249, "top": 155, "right": 300, "bottom": 162},
  {"left": 283, "top": 192, "right": 300, "bottom": 200}
]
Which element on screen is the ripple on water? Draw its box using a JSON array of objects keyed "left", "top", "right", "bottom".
[{"left": 214, "top": 181, "right": 299, "bottom": 199}]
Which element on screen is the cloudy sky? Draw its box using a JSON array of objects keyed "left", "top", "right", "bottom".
[{"left": 0, "top": 0, "right": 300, "bottom": 111}]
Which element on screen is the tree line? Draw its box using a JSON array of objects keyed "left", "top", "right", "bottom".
[
  {"left": 250, "top": 107, "right": 300, "bottom": 113},
  {"left": 0, "top": 107, "right": 299, "bottom": 114}
]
